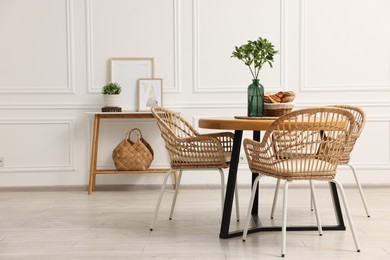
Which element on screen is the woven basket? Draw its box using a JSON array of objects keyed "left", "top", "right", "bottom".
[
  {"left": 112, "top": 128, "right": 154, "bottom": 171},
  {"left": 264, "top": 102, "right": 294, "bottom": 117}
]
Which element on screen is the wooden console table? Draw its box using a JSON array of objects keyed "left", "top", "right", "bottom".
[{"left": 87, "top": 112, "right": 171, "bottom": 194}]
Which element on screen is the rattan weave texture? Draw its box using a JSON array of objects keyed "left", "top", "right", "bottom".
[
  {"left": 112, "top": 128, "right": 154, "bottom": 171},
  {"left": 330, "top": 105, "right": 366, "bottom": 164},
  {"left": 244, "top": 107, "right": 355, "bottom": 180},
  {"left": 152, "top": 107, "right": 234, "bottom": 169}
]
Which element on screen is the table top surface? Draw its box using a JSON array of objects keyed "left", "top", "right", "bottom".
[{"left": 198, "top": 116, "right": 277, "bottom": 131}]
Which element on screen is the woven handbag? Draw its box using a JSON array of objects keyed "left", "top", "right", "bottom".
[{"left": 112, "top": 128, "right": 154, "bottom": 171}]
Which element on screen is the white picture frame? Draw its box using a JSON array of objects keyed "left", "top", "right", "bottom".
[
  {"left": 110, "top": 57, "right": 154, "bottom": 111},
  {"left": 138, "top": 78, "right": 163, "bottom": 111}
]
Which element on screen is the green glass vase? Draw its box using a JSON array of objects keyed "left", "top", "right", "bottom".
[{"left": 247, "top": 79, "right": 264, "bottom": 117}]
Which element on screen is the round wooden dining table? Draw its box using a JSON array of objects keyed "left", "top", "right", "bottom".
[
  {"left": 199, "top": 116, "right": 276, "bottom": 131},
  {"left": 198, "top": 116, "right": 347, "bottom": 239}
]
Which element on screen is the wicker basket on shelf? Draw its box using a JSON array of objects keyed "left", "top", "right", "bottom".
[
  {"left": 112, "top": 128, "right": 154, "bottom": 171},
  {"left": 264, "top": 102, "right": 294, "bottom": 117}
]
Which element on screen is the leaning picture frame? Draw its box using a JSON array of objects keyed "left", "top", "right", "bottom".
[
  {"left": 138, "top": 78, "right": 163, "bottom": 111},
  {"left": 110, "top": 57, "right": 154, "bottom": 111}
]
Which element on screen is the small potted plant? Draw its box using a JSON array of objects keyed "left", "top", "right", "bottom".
[
  {"left": 231, "top": 37, "right": 278, "bottom": 117},
  {"left": 101, "top": 82, "right": 122, "bottom": 112}
]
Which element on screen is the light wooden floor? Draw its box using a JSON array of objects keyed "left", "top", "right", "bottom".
[{"left": 0, "top": 184, "right": 389, "bottom": 259}]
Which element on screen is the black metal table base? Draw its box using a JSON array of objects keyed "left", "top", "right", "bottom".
[
  {"left": 219, "top": 130, "right": 346, "bottom": 239},
  {"left": 222, "top": 222, "right": 346, "bottom": 239}
]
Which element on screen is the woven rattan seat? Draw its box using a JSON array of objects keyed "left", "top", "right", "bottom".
[
  {"left": 241, "top": 107, "right": 360, "bottom": 257},
  {"left": 150, "top": 106, "right": 239, "bottom": 231}
]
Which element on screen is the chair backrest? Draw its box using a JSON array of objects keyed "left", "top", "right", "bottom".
[
  {"left": 152, "top": 106, "right": 200, "bottom": 139},
  {"left": 244, "top": 107, "right": 355, "bottom": 180},
  {"left": 151, "top": 106, "right": 203, "bottom": 166},
  {"left": 331, "top": 105, "right": 366, "bottom": 164}
]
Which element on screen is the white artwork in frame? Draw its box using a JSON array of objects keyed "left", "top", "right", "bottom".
[
  {"left": 110, "top": 57, "right": 154, "bottom": 111},
  {"left": 138, "top": 78, "right": 163, "bottom": 111}
]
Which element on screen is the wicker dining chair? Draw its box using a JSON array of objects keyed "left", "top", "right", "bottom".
[
  {"left": 242, "top": 107, "right": 360, "bottom": 257},
  {"left": 270, "top": 105, "right": 370, "bottom": 218},
  {"left": 150, "top": 106, "right": 240, "bottom": 231}
]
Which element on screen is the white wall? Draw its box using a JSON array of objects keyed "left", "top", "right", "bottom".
[{"left": 0, "top": 0, "right": 389, "bottom": 187}]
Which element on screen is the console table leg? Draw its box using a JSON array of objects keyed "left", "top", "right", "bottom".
[{"left": 88, "top": 115, "right": 100, "bottom": 194}]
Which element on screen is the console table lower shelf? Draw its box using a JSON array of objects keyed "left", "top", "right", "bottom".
[{"left": 88, "top": 168, "right": 175, "bottom": 194}]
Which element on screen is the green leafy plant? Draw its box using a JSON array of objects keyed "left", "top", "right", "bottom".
[
  {"left": 231, "top": 37, "right": 279, "bottom": 80},
  {"left": 101, "top": 82, "right": 122, "bottom": 95}
]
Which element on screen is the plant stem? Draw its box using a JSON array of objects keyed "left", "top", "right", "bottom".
[
  {"left": 255, "top": 61, "right": 264, "bottom": 80},
  {"left": 247, "top": 60, "right": 256, "bottom": 79}
]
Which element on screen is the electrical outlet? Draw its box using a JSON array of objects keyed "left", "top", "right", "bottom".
[{"left": 0, "top": 157, "right": 4, "bottom": 167}]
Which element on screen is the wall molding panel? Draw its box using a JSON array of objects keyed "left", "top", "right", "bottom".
[
  {"left": 85, "top": 0, "right": 95, "bottom": 94},
  {"left": 297, "top": 100, "right": 390, "bottom": 108},
  {"left": 0, "top": 104, "right": 98, "bottom": 110},
  {"left": 0, "top": 118, "right": 76, "bottom": 173},
  {"left": 170, "top": 0, "right": 182, "bottom": 94},
  {"left": 0, "top": 0, "right": 75, "bottom": 94},
  {"left": 86, "top": 0, "right": 180, "bottom": 94},
  {"left": 192, "top": 0, "right": 286, "bottom": 93},
  {"left": 299, "top": 0, "right": 390, "bottom": 93}
]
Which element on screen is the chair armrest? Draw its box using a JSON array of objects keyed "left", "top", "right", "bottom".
[
  {"left": 179, "top": 135, "right": 224, "bottom": 153},
  {"left": 198, "top": 132, "right": 234, "bottom": 152},
  {"left": 243, "top": 138, "right": 277, "bottom": 171}
]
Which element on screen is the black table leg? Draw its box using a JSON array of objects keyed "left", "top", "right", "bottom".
[
  {"left": 251, "top": 131, "right": 261, "bottom": 214},
  {"left": 329, "top": 182, "right": 345, "bottom": 228},
  {"left": 219, "top": 130, "right": 242, "bottom": 238}
]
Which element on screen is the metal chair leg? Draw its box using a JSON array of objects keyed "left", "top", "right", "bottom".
[
  {"left": 235, "top": 181, "right": 240, "bottom": 221},
  {"left": 309, "top": 180, "right": 323, "bottom": 236},
  {"left": 169, "top": 169, "right": 183, "bottom": 220},
  {"left": 331, "top": 179, "right": 361, "bottom": 252},
  {"left": 310, "top": 185, "right": 314, "bottom": 211},
  {"left": 281, "top": 180, "right": 291, "bottom": 257},
  {"left": 346, "top": 163, "right": 370, "bottom": 217},
  {"left": 219, "top": 168, "right": 226, "bottom": 214},
  {"left": 242, "top": 174, "right": 264, "bottom": 241},
  {"left": 150, "top": 169, "right": 177, "bottom": 231},
  {"left": 311, "top": 164, "right": 370, "bottom": 217},
  {"left": 270, "top": 179, "right": 281, "bottom": 219},
  {"left": 219, "top": 168, "right": 240, "bottom": 221}
]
